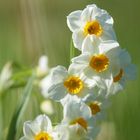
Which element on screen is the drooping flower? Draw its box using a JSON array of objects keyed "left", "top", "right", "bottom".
[
  {"left": 67, "top": 4, "right": 116, "bottom": 50},
  {"left": 42, "top": 65, "right": 96, "bottom": 101},
  {"left": 36, "top": 55, "right": 49, "bottom": 78},
  {"left": 83, "top": 93, "right": 110, "bottom": 120},
  {"left": 0, "top": 62, "right": 13, "bottom": 93},
  {"left": 61, "top": 95, "right": 99, "bottom": 140},
  {"left": 69, "top": 37, "right": 121, "bottom": 80},
  {"left": 20, "top": 115, "right": 60, "bottom": 140}
]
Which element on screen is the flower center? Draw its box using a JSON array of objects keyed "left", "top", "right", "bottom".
[
  {"left": 89, "top": 54, "right": 109, "bottom": 72},
  {"left": 113, "top": 69, "right": 123, "bottom": 82},
  {"left": 84, "top": 20, "right": 103, "bottom": 36},
  {"left": 64, "top": 76, "right": 84, "bottom": 94},
  {"left": 35, "top": 132, "right": 52, "bottom": 140},
  {"left": 71, "top": 117, "right": 88, "bottom": 130},
  {"left": 89, "top": 101, "right": 101, "bottom": 115}
]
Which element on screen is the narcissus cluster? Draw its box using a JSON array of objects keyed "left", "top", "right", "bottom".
[{"left": 20, "top": 4, "right": 136, "bottom": 140}]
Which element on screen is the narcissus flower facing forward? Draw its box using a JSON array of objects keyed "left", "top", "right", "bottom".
[
  {"left": 43, "top": 65, "right": 96, "bottom": 101},
  {"left": 70, "top": 38, "right": 120, "bottom": 79},
  {"left": 94, "top": 49, "right": 136, "bottom": 96},
  {"left": 61, "top": 96, "right": 99, "bottom": 140},
  {"left": 67, "top": 4, "right": 116, "bottom": 50},
  {"left": 20, "top": 115, "right": 60, "bottom": 140}
]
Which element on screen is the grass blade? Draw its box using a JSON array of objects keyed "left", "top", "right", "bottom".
[{"left": 6, "top": 74, "right": 35, "bottom": 140}]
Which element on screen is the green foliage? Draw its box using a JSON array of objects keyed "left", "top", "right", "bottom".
[{"left": 6, "top": 74, "right": 35, "bottom": 140}]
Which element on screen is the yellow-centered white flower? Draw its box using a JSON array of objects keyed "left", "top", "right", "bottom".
[
  {"left": 67, "top": 4, "right": 116, "bottom": 50},
  {"left": 43, "top": 65, "right": 96, "bottom": 101},
  {"left": 61, "top": 95, "right": 99, "bottom": 140},
  {"left": 20, "top": 115, "right": 60, "bottom": 140},
  {"left": 70, "top": 38, "right": 120, "bottom": 79},
  {"left": 83, "top": 93, "right": 110, "bottom": 120},
  {"left": 94, "top": 49, "right": 136, "bottom": 96}
]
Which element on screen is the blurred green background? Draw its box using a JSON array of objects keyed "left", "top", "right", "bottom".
[{"left": 0, "top": 0, "right": 139, "bottom": 140}]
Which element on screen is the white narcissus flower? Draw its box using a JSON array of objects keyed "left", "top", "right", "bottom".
[
  {"left": 83, "top": 93, "right": 110, "bottom": 121},
  {"left": 67, "top": 4, "right": 116, "bottom": 50},
  {"left": 94, "top": 49, "right": 136, "bottom": 96},
  {"left": 36, "top": 55, "right": 49, "bottom": 77},
  {"left": 20, "top": 115, "right": 61, "bottom": 140},
  {"left": 42, "top": 65, "right": 96, "bottom": 101},
  {"left": 61, "top": 95, "right": 99, "bottom": 140},
  {"left": 70, "top": 37, "right": 121, "bottom": 79}
]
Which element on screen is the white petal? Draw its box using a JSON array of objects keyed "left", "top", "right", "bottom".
[
  {"left": 99, "top": 40, "right": 119, "bottom": 54},
  {"left": 67, "top": 10, "right": 82, "bottom": 32},
  {"left": 63, "top": 98, "right": 91, "bottom": 122},
  {"left": 54, "top": 125, "right": 70, "bottom": 140},
  {"left": 82, "top": 35, "right": 100, "bottom": 54},
  {"left": 100, "top": 27, "right": 117, "bottom": 41},
  {"left": 72, "top": 30, "right": 85, "bottom": 50},
  {"left": 87, "top": 121, "right": 100, "bottom": 139},
  {"left": 119, "top": 49, "right": 131, "bottom": 66},
  {"left": 68, "top": 63, "right": 87, "bottom": 75},
  {"left": 61, "top": 95, "right": 81, "bottom": 107},
  {"left": 81, "top": 4, "right": 98, "bottom": 22},
  {"left": 48, "top": 83, "right": 67, "bottom": 101},
  {"left": 84, "top": 66, "right": 96, "bottom": 78},
  {"left": 69, "top": 54, "right": 90, "bottom": 74},
  {"left": 35, "top": 114, "right": 52, "bottom": 132},
  {"left": 71, "top": 54, "right": 90, "bottom": 64},
  {"left": 106, "top": 47, "right": 122, "bottom": 76},
  {"left": 86, "top": 4, "right": 113, "bottom": 25},
  {"left": 124, "top": 64, "right": 136, "bottom": 80},
  {"left": 96, "top": 10, "right": 114, "bottom": 25},
  {"left": 105, "top": 78, "right": 123, "bottom": 96},
  {"left": 51, "top": 66, "right": 68, "bottom": 84},
  {"left": 23, "top": 121, "right": 35, "bottom": 139},
  {"left": 79, "top": 87, "right": 93, "bottom": 99},
  {"left": 19, "top": 136, "right": 30, "bottom": 140}
]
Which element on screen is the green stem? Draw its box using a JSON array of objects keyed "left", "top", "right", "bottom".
[
  {"left": 0, "top": 96, "right": 3, "bottom": 140},
  {"left": 70, "top": 38, "right": 75, "bottom": 63},
  {"left": 11, "top": 69, "right": 33, "bottom": 80}
]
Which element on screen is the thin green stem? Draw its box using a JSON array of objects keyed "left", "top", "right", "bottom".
[
  {"left": 70, "top": 38, "right": 75, "bottom": 63},
  {"left": 0, "top": 96, "right": 3, "bottom": 140}
]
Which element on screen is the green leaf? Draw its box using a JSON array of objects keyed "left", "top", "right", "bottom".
[{"left": 6, "top": 74, "right": 35, "bottom": 140}]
